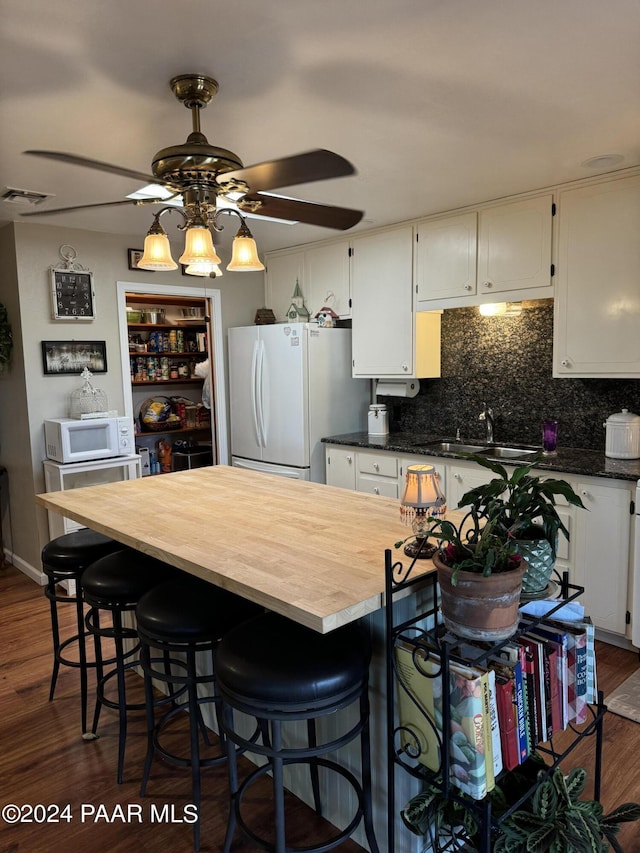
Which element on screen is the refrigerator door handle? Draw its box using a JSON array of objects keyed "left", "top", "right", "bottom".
[
  {"left": 250, "top": 340, "right": 262, "bottom": 446},
  {"left": 256, "top": 340, "right": 267, "bottom": 446}
]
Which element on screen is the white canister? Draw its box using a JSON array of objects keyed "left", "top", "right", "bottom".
[
  {"left": 604, "top": 409, "right": 640, "bottom": 459},
  {"left": 368, "top": 404, "right": 389, "bottom": 437}
]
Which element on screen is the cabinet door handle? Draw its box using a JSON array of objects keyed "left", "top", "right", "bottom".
[
  {"left": 374, "top": 463, "right": 379, "bottom": 471},
  {"left": 374, "top": 487, "right": 380, "bottom": 494},
  {"left": 402, "top": 363, "right": 409, "bottom": 372},
  {"left": 346, "top": 455, "right": 352, "bottom": 463},
  {"left": 454, "top": 473, "right": 461, "bottom": 481},
  {"left": 561, "top": 359, "right": 571, "bottom": 367},
  {"left": 482, "top": 281, "right": 493, "bottom": 289},
  {"left": 581, "top": 490, "right": 590, "bottom": 498},
  {"left": 463, "top": 284, "right": 472, "bottom": 291}
]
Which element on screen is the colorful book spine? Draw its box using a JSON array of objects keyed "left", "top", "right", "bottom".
[
  {"left": 480, "top": 671, "right": 495, "bottom": 792},
  {"left": 487, "top": 668, "right": 503, "bottom": 778},
  {"left": 547, "top": 618, "right": 589, "bottom": 724},
  {"left": 494, "top": 644, "right": 528, "bottom": 762},
  {"left": 521, "top": 619, "right": 569, "bottom": 731},
  {"left": 522, "top": 634, "right": 548, "bottom": 743},
  {"left": 490, "top": 661, "right": 521, "bottom": 770},
  {"left": 515, "top": 638, "right": 539, "bottom": 748}
]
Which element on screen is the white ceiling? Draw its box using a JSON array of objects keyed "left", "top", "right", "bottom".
[{"left": 1, "top": 0, "right": 639, "bottom": 257}]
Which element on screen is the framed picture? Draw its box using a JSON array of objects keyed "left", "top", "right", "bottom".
[
  {"left": 41, "top": 340, "right": 107, "bottom": 375},
  {"left": 50, "top": 268, "right": 96, "bottom": 320},
  {"left": 127, "top": 248, "right": 148, "bottom": 271}
]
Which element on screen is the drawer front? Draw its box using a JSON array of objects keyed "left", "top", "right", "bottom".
[
  {"left": 356, "top": 474, "right": 399, "bottom": 498},
  {"left": 358, "top": 452, "right": 398, "bottom": 478}
]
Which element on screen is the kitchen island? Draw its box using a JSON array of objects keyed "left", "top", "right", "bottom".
[
  {"left": 36, "top": 464, "right": 430, "bottom": 853},
  {"left": 36, "top": 464, "right": 428, "bottom": 633}
]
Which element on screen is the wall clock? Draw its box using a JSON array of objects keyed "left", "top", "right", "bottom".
[{"left": 49, "top": 245, "right": 96, "bottom": 320}]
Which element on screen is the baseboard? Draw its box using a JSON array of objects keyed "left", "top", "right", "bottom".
[
  {"left": 5, "top": 551, "right": 46, "bottom": 586},
  {"left": 596, "top": 627, "right": 636, "bottom": 651}
]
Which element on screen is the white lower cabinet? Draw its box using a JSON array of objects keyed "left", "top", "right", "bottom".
[
  {"left": 447, "top": 461, "right": 495, "bottom": 509},
  {"left": 571, "top": 476, "right": 632, "bottom": 635},
  {"left": 356, "top": 450, "right": 399, "bottom": 498},
  {"left": 324, "top": 446, "right": 356, "bottom": 490}
]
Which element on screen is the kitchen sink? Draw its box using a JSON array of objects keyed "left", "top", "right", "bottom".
[
  {"left": 424, "top": 441, "right": 486, "bottom": 454},
  {"left": 481, "top": 446, "right": 540, "bottom": 459},
  {"left": 423, "top": 440, "right": 541, "bottom": 459}
]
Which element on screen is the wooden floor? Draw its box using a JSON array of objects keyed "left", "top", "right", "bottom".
[
  {"left": 0, "top": 564, "right": 366, "bottom": 853},
  {"left": 1, "top": 563, "right": 640, "bottom": 852}
]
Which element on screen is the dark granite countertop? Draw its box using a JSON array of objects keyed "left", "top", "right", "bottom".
[{"left": 321, "top": 431, "right": 640, "bottom": 483}]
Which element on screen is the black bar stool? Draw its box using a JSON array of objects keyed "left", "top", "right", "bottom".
[
  {"left": 81, "top": 548, "right": 177, "bottom": 783},
  {"left": 216, "top": 611, "right": 380, "bottom": 853},
  {"left": 42, "top": 529, "right": 121, "bottom": 734},
  {"left": 135, "top": 576, "right": 263, "bottom": 852}
]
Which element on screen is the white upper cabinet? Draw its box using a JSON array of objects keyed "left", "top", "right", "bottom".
[
  {"left": 304, "top": 240, "right": 351, "bottom": 319},
  {"left": 417, "top": 194, "right": 553, "bottom": 309},
  {"left": 553, "top": 174, "right": 640, "bottom": 377},
  {"left": 477, "top": 193, "right": 553, "bottom": 295},
  {"left": 264, "top": 249, "right": 306, "bottom": 322},
  {"left": 265, "top": 240, "right": 351, "bottom": 322},
  {"left": 351, "top": 224, "right": 422, "bottom": 378},
  {"left": 415, "top": 212, "right": 477, "bottom": 301}
]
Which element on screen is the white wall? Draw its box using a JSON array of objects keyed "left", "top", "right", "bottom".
[{"left": 1, "top": 220, "right": 265, "bottom": 579}]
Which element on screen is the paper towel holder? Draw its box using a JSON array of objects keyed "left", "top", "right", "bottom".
[{"left": 375, "top": 379, "right": 420, "bottom": 398}]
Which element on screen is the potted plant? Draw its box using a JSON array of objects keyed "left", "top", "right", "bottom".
[
  {"left": 396, "top": 456, "right": 585, "bottom": 641},
  {"left": 401, "top": 757, "right": 640, "bottom": 853},
  {"left": 424, "top": 511, "right": 528, "bottom": 641},
  {"left": 495, "top": 765, "right": 640, "bottom": 852},
  {"left": 458, "top": 456, "right": 586, "bottom": 596}
]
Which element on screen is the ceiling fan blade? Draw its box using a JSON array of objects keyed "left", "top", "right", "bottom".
[
  {"left": 19, "top": 198, "right": 153, "bottom": 217},
  {"left": 241, "top": 194, "right": 363, "bottom": 230},
  {"left": 24, "top": 150, "right": 160, "bottom": 186},
  {"left": 220, "top": 149, "right": 356, "bottom": 194}
]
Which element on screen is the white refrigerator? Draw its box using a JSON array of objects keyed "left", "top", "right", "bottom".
[{"left": 228, "top": 323, "right": 370, "bottom": 482}]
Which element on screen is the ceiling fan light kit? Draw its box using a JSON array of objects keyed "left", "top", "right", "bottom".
[{"left": 21, "top": 73, "right": 363, "bottom": 273}]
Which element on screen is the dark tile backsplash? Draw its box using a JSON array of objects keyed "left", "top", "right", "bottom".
[{"left": 383, "top": 299, "right": 640, "bottom": 451}]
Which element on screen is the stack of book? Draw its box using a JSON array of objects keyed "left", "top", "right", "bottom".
[{"left": 395, "top": 614, "right": 597, "bottom": 800}]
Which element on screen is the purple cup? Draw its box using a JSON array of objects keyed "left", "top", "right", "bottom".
[{"left": 542, "top": 419, "right": 559, "bottom": 454}]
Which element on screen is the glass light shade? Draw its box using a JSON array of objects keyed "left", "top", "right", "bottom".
[
  {"left": 137, "top": 232, "right": 178, "bottom": 271},
  {"left": 226, "top": 234, "right": 265, "bottom": 271},
  {"left": 185, "top": 262, "right": 223, "bottom": 277},
  {"left": 400, "top": 464, "right": 447, "bottom": 553},
  {"left": 179, "top": 227, "right": 221, "bottom": 266}
]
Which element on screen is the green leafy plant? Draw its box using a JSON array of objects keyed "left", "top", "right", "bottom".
[
  {"left": 459, "top": 456, "right": 586, "bottom": 559},
  {"left": 418, "top": 512, "right": 523, "bottom": 585},
  {"left": 495, "top": 766, "right": 640, "bottom": 852},
  {"left": 401, "top": 754, "right": 546, "bottom": 849},
  {"left": 402, "top": 758, "right": 640, "bottom": 853}
]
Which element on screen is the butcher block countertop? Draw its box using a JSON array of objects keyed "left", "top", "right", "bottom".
[{"left": 36, "top": 465, "right": 432, "bottom": 634}]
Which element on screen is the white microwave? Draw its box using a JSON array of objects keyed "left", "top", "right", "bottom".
[{"left": 44, "top": 416, "right": 133, "bottom": 464}]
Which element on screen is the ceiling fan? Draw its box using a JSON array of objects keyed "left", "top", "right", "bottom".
[{"left": 21, "top": 73, "right": 364, "bottom": 232}]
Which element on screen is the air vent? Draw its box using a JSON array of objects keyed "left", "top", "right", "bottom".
[{"left": 2, "top": 187, "right": 54, "bottom": 206}]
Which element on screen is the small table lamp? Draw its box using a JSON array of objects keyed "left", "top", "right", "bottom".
[{"left": 400, "top": 464, "right": 446, "bottom": 559}]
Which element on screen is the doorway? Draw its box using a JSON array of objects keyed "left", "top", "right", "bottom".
[{"left": 116, "top": 281, "right": 228, "bottom": 467}]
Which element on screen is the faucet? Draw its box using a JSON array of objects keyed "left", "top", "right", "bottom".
[{"left": 479, "top": 402, "right": 494, "bottom": 444}]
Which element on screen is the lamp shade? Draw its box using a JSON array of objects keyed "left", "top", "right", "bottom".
[
  {"left": 137, "top": 232, "right": 178, "bottom": 271},
  {"left": 179, "top": 227, "right": 221, "bottom": 266},
  {"left": 401, "top": 464, "right": 445, "bottom": 507},
  {"left": 226, "top": 234, "right": 265, "bottom": 271},
  {"left": 185, "top": 262, "right": 223, "bottom": 277}
]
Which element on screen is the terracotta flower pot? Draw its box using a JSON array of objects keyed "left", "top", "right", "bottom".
[{"left": 433, "top": 552, "right": 527, "bottom": 642}]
